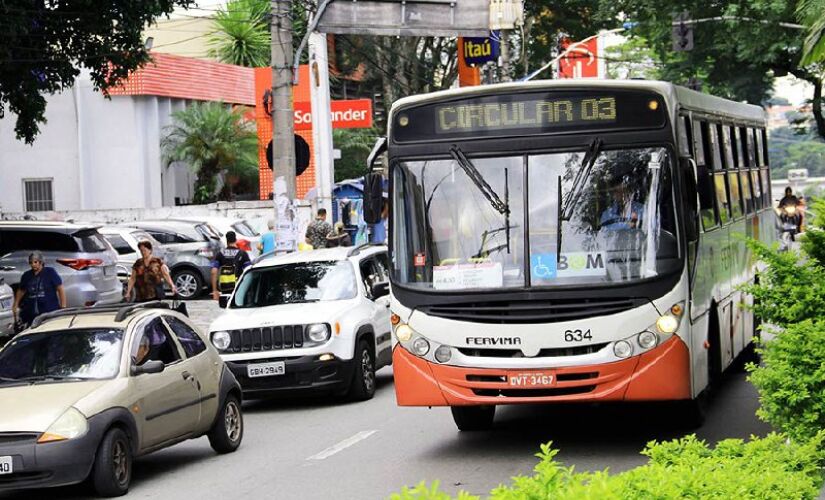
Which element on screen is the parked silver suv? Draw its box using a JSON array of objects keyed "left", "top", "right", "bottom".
[{"left": 0, "top": 222, "right": 121, "bottom": 308}]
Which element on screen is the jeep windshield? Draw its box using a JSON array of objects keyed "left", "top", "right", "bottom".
[
  {"left": 0, "top": 328, "right": 124, "bottom": 383},
  {"left": 231, "top": 261, "right": 357, "bottom": 308}
]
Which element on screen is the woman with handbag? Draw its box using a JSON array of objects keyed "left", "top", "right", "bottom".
[{"left": 125, "top": 241, "right": 177, "bottom": 302}]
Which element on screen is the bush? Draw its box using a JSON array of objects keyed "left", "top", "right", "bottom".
[
  {"left": 740, "top": 239, "right": 825, "bottom": 326},
  {"left": 390, "top": 434, "right": 825, "bottom": 500},
  {"left": 801, "top": 198, "right": 825, "bottom": 268},
  {"left": 748, "top": 319, "right": 825, "bottom": 442}
]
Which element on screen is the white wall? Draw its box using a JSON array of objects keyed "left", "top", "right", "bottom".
[{"left": 1, "top": 75, "right": 195, "bottom": 213}]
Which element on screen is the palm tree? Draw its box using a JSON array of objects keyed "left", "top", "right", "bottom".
[
  {"left": 799, "top": 0, "right": 825, "bottom": 64},
  {"left": 208, "top": 0, "right": 271, "bottom": 67},
  {"left": 162, "top": 102, "right": 259, "bottom": 203}
]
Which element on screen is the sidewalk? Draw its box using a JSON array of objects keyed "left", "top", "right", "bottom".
[{"left": 183, "top": 299, "right": 223, "bottom": 332}]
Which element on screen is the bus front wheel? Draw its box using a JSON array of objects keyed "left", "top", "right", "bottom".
[{"left": 451, "top": 405, "right": 495, "bottom": 431}]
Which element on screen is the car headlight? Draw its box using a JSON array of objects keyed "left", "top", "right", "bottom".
[
  {"left": 211, "top": 331, "right": 231, "bottom": 351},
  {"left": 38, "top": 407, "right": 88, "bottom": 443},
  {"left": 307, "top": 324, "right": 330, "bottom": 343}
]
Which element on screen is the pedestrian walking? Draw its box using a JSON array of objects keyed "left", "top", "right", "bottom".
[
  {"left": 12, "top": 251, "right": 66, "bottom": 329},
  {"left": 125, "top": 241, "right": 177, "bottom": 302},
  {"left": 211, "top": 231, "right": 252, "bottom": 299},
  {"left": 258, "top": 219, "right": 277, "bottom": 255},
  {"left": 305, "top": 208, "right": 332, "bottom": 249}
]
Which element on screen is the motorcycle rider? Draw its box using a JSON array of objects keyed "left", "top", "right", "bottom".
[{"left": 778, "top": 187, "right": 802, "bottom": 243}]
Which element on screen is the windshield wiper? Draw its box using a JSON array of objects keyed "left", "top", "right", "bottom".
[
  {"left": 556, "top": 139, "right": 603, "bottom": 263},
  {"left": 450, "top": 146, "right": 512, "bottom": 254},
  {"left": 17, "top": 375, "right": 88, "bottom": 382}
]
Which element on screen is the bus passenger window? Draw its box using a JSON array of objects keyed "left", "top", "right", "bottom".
[
  {"left": 708, "top": 123, "right": 723, "bottom": 171},
  {"left": 760, "top": 167, "right": 771, "bottom": 206},
  {"left": 698, "top": 168, "right": 718, "bottom": 230},
  {"left": 714, "top": 173, "right": 731, "bottom": 225},
  {"left": 678, "top": 116, "right": 692, "bottom": 156},
  {"left": 721, "top": 126, "right": 735, "bottom": 170},
  {"left": 746, "top": 128, "right": 757, "bottom": 167},
  {"left": 727, "top": 171, "right": 744, "bottom": 219},
  {"left": 751, "top": 170, "right": 763, "bottom": 209},
  {"left": 739, "top": 170, "right": 753, "bottom": 214}
]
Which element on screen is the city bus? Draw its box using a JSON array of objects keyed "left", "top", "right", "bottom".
[{"left": 369, "top": 80, "right": 774, "bottom": 431}]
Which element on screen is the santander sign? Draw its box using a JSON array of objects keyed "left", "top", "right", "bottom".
[{"left": 294, "top": 99, "right": 373, "bottom": 130}]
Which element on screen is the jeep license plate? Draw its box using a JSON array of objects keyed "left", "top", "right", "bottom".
[
  {"left": 247, "top": 361, "right": 285, "bottom": 378},
  {"left": 0, "top": 456, "right": 12, "bottom": 475},
  {"left": 507, "top": 372, "right": 555, "bottom": 388}
]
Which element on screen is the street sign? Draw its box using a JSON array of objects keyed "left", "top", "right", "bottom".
[
  {"left": 293, "top": 99, "right": 373, "bottom": 131},
  {"left": 557, "top": 37, "right": 600, "bottom": 79},
  {"left": 462, "top": 32, "right": 500, "bottom": 65},
  {"left": 316, "top": 0, "right": 492, "bottom": 37}
]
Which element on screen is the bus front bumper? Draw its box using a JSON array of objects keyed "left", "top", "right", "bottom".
[{"left": 392, "top": 336, "right": 692, "bottom": 406}]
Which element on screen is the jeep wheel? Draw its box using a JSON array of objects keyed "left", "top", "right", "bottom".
[
  {"left": 451, "top": 405, "right": 496, "bottom": 431},
  {"left": 91, "top": 427, "right": 132, "bottom": 497},
  {"left": 348, "top": 340, "right": 376, "bottom": 401},
  {"left": 173, "top": 269, "right": 203, "bottom": 299},
  {"left": 208, "top": 394, "right": 243, "bottom": 454}
]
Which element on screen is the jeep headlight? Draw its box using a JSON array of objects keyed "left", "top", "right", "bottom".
[
  {"left": 38, "top": 407, "right": 88, "bottom": 443},
  {"left": 307, "top": 324, "right": 330, "bottom": 343},
  {"left": 211, "top": 331, "right": 231, "bottom": 351}
]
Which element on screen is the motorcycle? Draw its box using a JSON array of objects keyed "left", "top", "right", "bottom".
[{"left": 778, "top": 203, "right": 802, "bottom": 250}]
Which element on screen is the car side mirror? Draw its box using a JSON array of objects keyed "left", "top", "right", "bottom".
[
  {"left": 132, "top": 360, "right": 165, "bottom": 376},
  {"left": 218, "top": 295, "right": 229, "bottom": 308},
  {"left": 371, "top": 281, "right": 390, "bottom": 299}
]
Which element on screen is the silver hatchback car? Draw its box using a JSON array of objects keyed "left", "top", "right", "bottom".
[{"left": 0, "top": 222, "right": 122, "bottom": 309}]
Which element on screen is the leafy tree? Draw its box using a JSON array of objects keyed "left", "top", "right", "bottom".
[
  {"left": 604, "top": 36, "right": 662, "bottom": 80},
  {"left": 161, "top": 102, "right": 258, "bottom": 203},
  {"left": 0, "top": 0, "right": 194, "bottom": 143},
  {"left": 333, "top": 127, "right": 380, "bottom": 183},
  {"left": 799, "top": 0, "right": 825, "bottom": 65}
]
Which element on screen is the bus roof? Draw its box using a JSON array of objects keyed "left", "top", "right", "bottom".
[{"left": 389, "top": 79, "right": 765, "bottom": 127}]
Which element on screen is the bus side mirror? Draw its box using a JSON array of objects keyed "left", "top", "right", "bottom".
[
  {"left": 681, "top": 158, "right": 700, "bottom": 242},
  {"left": 363, "top": 138, "right": 388, "bottom": 225}
]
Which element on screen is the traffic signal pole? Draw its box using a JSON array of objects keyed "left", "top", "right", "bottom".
[{"left": 271, "top": 0, "right": 297, "bottom": 203}]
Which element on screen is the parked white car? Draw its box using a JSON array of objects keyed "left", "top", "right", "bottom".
[
  {"left": 207, "top": 245, "right": 392, "bottom": 400},
  {"left": 172, "top": 217, "right": 262, "bottom": 260}
]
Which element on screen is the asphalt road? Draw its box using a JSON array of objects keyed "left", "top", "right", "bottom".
[{"left": 2, "top": 361, "right": 769, "bottom": 500}]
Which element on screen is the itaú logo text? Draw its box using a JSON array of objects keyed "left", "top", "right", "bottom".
[{"left": 465, "top": 337, "right": 522, "bottom": 346}]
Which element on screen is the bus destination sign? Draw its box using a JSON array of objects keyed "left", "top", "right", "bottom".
[{"left": 392, "top": 90, "right": 666, "bottom": 143}]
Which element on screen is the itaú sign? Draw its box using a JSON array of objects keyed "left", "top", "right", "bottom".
[{"left": 294, "top": 99, "right": 373, "bottom": 130}]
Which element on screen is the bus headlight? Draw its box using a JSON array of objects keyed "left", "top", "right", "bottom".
[
  {"left": 412, "top": 337, "right": 430, "bottom": 356},
  {"left": 613, "top": 340, "right": 633, "bottom": 359},
  {"left": 434, "top": 345, "right": 452, "bottom": 363},
  {"left": 655, "top": 302, "right": 685, "bottom": 334},
  {"left": 395, "top": 324, "right": 414, "bottom": 342},
  {"left": 637, "top": 331, "right": 658, "bottom": 349}
]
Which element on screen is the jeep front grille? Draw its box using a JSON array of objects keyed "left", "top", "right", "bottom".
[{"left": 226, "top": 325, "right": 305, "bottom": 353}]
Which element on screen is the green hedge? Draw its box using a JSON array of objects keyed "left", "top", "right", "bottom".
[{"left": 390, "top": 434, "right": 825, "bottom": 500}]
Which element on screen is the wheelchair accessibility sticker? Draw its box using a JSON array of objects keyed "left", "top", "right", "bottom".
[{"left": 531, "top": 254, "right": 557, "bottom": 281}]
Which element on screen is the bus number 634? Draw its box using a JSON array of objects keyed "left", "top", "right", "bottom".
[{"left": 564, "top": 329, "right": 592, "bottom": 342}]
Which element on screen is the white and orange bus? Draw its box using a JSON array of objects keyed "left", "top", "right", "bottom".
[{"left": 369, "top": 80, "right": 774, "bottom": 430}]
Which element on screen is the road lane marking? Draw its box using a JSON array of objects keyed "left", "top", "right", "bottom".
[{"left": 307, "top": 430, "right": 377, "bottom": 461}]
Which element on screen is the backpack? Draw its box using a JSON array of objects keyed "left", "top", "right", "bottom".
[{"left": 218, "top": 249, "right": 247, "bottom": 294}]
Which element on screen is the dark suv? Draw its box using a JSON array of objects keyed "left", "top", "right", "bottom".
[
  {"left": 0, "top": 222, "right": 121, "bottom": 308},
  {"left": 129, "top": 220, "right": 223, "bottom": 299}
]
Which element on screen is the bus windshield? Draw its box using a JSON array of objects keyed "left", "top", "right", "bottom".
[{"left": 392, "top": 147, "right": 681, "bottom": 291}]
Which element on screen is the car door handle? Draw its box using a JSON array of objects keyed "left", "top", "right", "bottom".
[{"left": 182, "top": 371, "right": 194, "bottom": 380}]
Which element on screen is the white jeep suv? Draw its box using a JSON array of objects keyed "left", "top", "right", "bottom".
[{"left": 208, "top": 245, "right": 392, "bottom": 400}]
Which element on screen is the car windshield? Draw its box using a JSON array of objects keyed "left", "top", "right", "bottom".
[
  {"left": 392, "top": 147, "right": 680, "bottom": 290},
  {"left": 231, "top": 261, "right": 357, "bottom": 307},
  {"left": 0, "top": 328, "right": 124, "bottom": 382}
]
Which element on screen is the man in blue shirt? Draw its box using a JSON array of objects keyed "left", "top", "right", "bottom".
[
  {"left": 258, "top": 219, "right": 277, "bottom": 255},
  {"left": 600, "top": 184, "right": 644, "bottom": 231},
  {"left": 12, "top": 251, "right": 66, "bottom": 327}
]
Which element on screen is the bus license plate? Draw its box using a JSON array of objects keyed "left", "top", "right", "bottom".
[
  {"left": 0, "top": 456, "right": 12, "bottom": 475},
  {"left": 508, "top": 372, "right": 555, "bottom": 387},
  {"left": 247, "top": 362, "right": 285, "bottom": 378}
]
